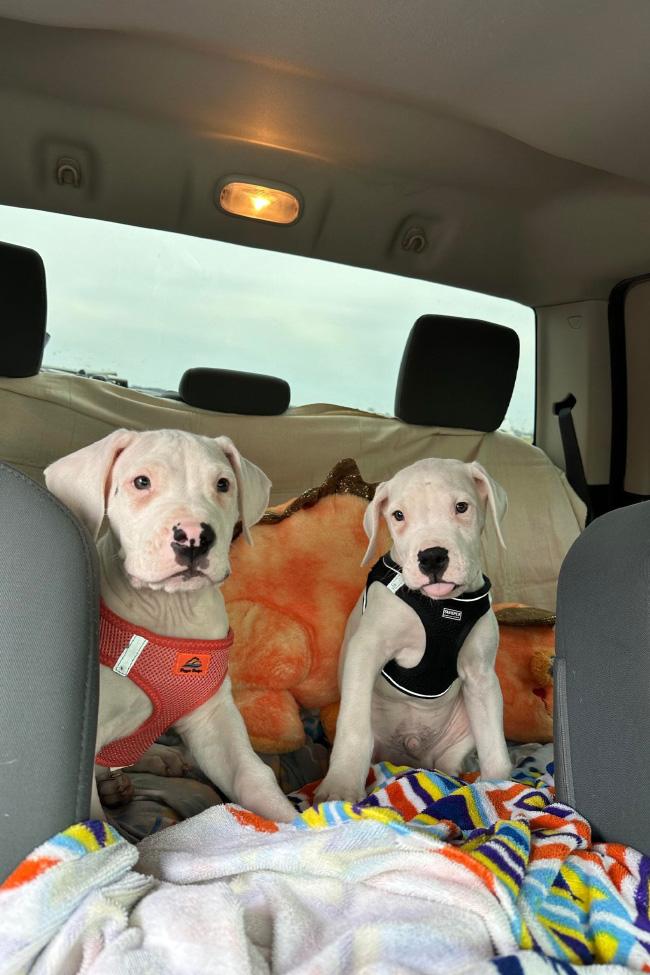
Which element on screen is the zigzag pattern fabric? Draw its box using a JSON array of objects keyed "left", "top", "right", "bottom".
[
  {"left": 1, "top": 751, "right": 648, "bottom": 972},
  {"left": 295, "top": 754, "right": 650, "bottom": 969}
]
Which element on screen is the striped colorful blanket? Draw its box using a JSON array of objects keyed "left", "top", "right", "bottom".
[
  {"left": 296, "top": 750, "right": 650, "bottom": 968},
  {"left": 1, "top": 746, "right": 648, "bottom": 974}
]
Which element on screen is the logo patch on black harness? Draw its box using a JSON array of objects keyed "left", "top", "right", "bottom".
[{"left": 441, "top": 607, "right": 463, "bottom": 621}]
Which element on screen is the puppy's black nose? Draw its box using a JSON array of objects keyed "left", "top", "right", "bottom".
[
  {"left": 417, "top": 546, "right": 449, "bottom": 581},
  {"left": 171, "top": 522, "right": 216, "bottom": 566}
]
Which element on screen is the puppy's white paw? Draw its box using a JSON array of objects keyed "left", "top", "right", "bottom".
[
  {"left": 314, "top": 775, "right": 367, "bottom": 806},
  {"left": 131, "top": 743, "right": 190, "bottom": 778},
  {"left": 254, "top": 794, "right": 297, "bottom": 824},
  {"left": 232, "top": 765, "right": 296, "bottom": 823}
]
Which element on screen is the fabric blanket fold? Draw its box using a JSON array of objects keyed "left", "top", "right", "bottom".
[{"left": 1, "top": 746, "right": 648, "bottom": 975}]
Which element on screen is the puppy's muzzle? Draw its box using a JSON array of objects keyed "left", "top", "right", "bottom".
[
  {"left": 171, "top": 521, "right": 216, "bottom": 567},
  {"left": 417, "top": 546, "right": 449, "bottom": 582}
]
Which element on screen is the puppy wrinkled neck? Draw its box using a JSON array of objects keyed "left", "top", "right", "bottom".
[{"left": 97, "top": 530, "right": 228, "bottom": 641}]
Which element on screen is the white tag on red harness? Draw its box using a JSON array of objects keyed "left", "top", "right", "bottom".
[{"left": 113, "top": 635, "right": 149, "bottom": 676}]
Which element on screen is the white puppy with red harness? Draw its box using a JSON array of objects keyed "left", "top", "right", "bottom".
[
  {"left": 45, "top": 428, "right": 295, "bottom": 823},
  {"left": 315, "top": 457, "right": 512, "bottom": 805}
]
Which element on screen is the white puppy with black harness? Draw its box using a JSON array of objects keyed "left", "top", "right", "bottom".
[{"left": 315, "top": 457, "right": 512, "bottom": 804}]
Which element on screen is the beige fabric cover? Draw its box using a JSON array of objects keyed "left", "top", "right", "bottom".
[{"left": 0, "top": 374, "right": 584, "bottom": 610}]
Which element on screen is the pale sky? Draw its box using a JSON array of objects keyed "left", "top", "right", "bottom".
[{"left": 1, "top": 205, "right": 535, "bottom": 433}]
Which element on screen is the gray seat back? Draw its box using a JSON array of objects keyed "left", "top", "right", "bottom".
[
  {"left": 554, "top": 500, "right": 650, "bottom": 854},
  {"left": 0, "top": 463, "right": 99, "bottom": 880}
]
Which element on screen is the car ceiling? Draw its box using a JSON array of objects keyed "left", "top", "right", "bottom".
[{"left": 1, "top": 0, "right": 650, "bottom": 306}]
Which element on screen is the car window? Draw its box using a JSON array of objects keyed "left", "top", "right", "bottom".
[{"left": 1, "top": 205, "right": 535, "bottom": 439}]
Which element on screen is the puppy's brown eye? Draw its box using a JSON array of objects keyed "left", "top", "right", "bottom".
[
  {"left": 455, "top": 501, "right": 469, "bottom": 514},
  {"left": 392, "top": 510, "right": 405, "bottom": 522},
  {"left": 133, "top": 475, "right": 151, "bottom": 490},
  {"left": 217, "top": 478, "right": 230, "bottom": 493}
]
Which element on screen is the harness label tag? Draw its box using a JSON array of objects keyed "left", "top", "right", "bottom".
[
  {"left": 387, "top": 572, "right": 404, "bottom": 594},
  {"left": 174, "top": 652, "right": 210, "bottom": 676},
  {"left": 113, "top": 635, "right": 148, "bottom": 676},
  {"left": 442, "top": 607, "right": 463, "bottom": 621}
]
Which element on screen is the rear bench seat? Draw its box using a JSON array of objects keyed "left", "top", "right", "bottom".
[{"left": 0, "top": 246, "right": 584, "bottom": 611}]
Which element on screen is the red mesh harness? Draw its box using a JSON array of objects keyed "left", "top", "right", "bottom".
[{"left": 96, "top": 600, "right": 233, "bottom": 768}]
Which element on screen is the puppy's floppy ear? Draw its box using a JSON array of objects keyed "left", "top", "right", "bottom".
[
  {"left": 361, "top": 481, "right": 389, "bottom": 566},
  {"left": 44, "top": 429, "right": 139, "bottom": 539},
  {"left": 214, "top": 436, "right": 271, "bottom": 544},
  {"left": 469, "top": 461, "right": 508, "bottom": 549}
]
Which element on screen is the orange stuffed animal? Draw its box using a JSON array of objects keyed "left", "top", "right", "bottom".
[
  {"left": 222, "top": 460, "right": 388, "bottom": 752},
  {"left": 223, "top": 460, "right": 555, "bottom": 753},
  {"left": 493, "top": 603, "right": 555, "bottom": 743}
]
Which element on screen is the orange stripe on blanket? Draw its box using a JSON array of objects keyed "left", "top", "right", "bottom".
[
  {"left": 530, "top": 812, "right": 590, "bottom": 841},
  {"left": 0, "top": 856, "right": 60, "bottom": 890},
  {"left": 229, "top": 808, "right": 280, "bottom": 833},
  {"left": 530, "top": 842, "right": 573, "bottom": 862},
  {"left": 385, "top": 782, "right": 418, "bottom": 820},
  {"left": 439, "top": 844, "right": 497, "bottom": 892},
  {"left": 601, "top": 842, "right": 632, "bottom": 862},
  {"left": 487, "top": 782, "right": 527, "bottom": 820},
  {"left": 607, "top": 860, "right": 629, "bottom": 892},
  {"left": 575, "top": 850, "right": 612, "bottom": 867}
]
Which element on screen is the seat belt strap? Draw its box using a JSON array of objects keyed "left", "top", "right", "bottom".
[{"left": 553, "top": 393, "right": 593, "bottom": 524}]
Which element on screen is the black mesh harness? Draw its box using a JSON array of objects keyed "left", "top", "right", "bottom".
[{"left": 363, "top": 553, "right": 492, "bottom": 699}]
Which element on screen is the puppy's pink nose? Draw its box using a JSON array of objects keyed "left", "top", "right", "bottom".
[{"left": 171, "top": 521, "right": 216, "bottom": 565}]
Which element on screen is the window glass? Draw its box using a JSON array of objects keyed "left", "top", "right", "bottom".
[{"left": 1, "top": 205, "right": 535, "bottom": 439}]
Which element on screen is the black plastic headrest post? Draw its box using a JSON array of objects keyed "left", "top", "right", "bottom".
[
  {"left": 0, "top": 242, "right": 47, "bottom": 378},
  {"left": 394, "top": 315, "right": 520, "bottom": 431}
]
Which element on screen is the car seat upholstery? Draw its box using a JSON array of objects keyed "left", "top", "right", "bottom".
[
  {"left": 0, "top": 463, "right": 99, "bottom": 880},
  {"left": 554, "top": 500, "right": 650, "bottom": 855},
  {"left": 0, "top": 381, "right": 584, "bottom": 612}
]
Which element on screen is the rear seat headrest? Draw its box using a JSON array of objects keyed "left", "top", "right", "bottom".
[
  {"left": 395, "top": 315, "right": 520, "bottom": 431},
  {"left": 179, "top": 367, "right": 291, "bottom": 416},
  {"left": 0, "top": 242, "right": 47, "bottom": 378}
]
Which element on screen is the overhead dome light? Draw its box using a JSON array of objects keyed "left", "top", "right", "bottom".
[{"left": 217, "top": 178, "right": 301, "bottom": 225}]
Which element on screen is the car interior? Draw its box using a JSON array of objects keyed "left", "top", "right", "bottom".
[{"left": 1, "top": 2, "right": 649, "bottom": 971}]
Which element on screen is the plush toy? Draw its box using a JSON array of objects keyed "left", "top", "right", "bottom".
[
  {"left": 493, "top": 603, "right": 555, "bottom": 743},
  {"left": 223, "top": 460, "right": 556, "bottom": 753},
  {"left": 222, "top": 459, "right": 388, "bottom": 753}
]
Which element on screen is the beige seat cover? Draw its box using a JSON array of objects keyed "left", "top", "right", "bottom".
[{"left": 0, "top": 373, "right": 584, "bottom": 610}]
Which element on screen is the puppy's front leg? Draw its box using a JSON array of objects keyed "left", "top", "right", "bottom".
[
  {"left": 313, "top": 637, "right": 375, "bottom": 803},
  {"left": 315, "top": 594, "right": 398, "bottom": 804},
  {"left": 176, "top": 677, "right": 296, "bottom": 823},
  {"left": 457, "top": 612, "right": 512, "bottom": 781}
]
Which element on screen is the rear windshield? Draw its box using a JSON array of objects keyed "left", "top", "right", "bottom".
[{"left": 1, "top": 205, "right": 535, "bottom": 439}]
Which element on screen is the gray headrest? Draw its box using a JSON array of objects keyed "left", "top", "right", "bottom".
[
  {"left": 179, "top": 368, "right": 290, "bottom": 415},
  {"left": 395, "top": 315, "right": 520, "bottom": 431},
  {"left": 0, "top": 242, "right": 47, "bottom": 378}
]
